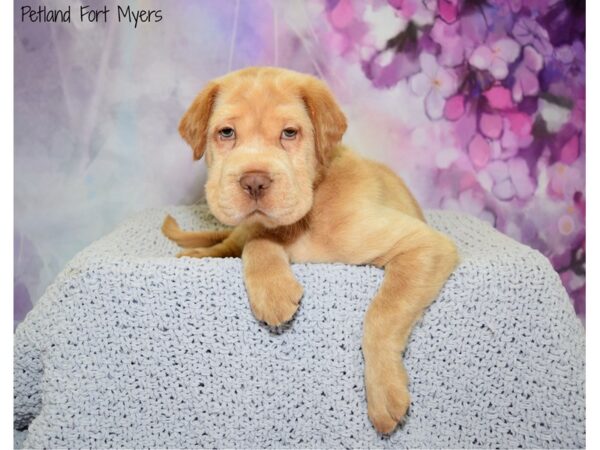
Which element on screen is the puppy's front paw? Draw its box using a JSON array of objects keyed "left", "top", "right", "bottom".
[
  {"left": 365, "top": 362, "right": 410, "bottom": 435},
  {"left": 177, "top": 248, "right": 209, "bottom": 258},
  {"left": 245, "top": 274, "right": 303, "bottom": 327}
]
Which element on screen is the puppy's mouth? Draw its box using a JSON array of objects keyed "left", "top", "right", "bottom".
[
  {"left": 246, "top": 201, "right": 277, "bottom": 220},
  {"left": 241, "top": 200, "right": 292, "bottom": 227},
  {"left": 248, "top": 208, "right": 267, "bottom": 217}
]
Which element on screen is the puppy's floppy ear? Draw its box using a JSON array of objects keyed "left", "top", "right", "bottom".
[
  {"left": 179, "top": 82, "right": 219, "bottom": 160},
  {"left": 301, "top": 77, "right": 347, "bottom": 166}
]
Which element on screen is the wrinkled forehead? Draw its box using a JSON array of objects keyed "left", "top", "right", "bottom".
[{"left": 210, "top": 78, "right": 311, "bottom": 126}]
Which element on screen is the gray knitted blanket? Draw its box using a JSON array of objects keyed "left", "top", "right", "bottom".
[{"left": 14, "top": 204, "right": 585, "bottom": 449}]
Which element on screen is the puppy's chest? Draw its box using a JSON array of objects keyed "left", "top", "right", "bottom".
[
  {"left": 284, "top": 221, "right": 364, "bottom": 264},
  {"left": 285, "top": 231, "right": 336, "bottom": 263}
]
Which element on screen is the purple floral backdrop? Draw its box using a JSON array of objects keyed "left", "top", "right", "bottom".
[
  {"left": 316, "top": 0, "right": 585, "bottom": 320},
  {"left": 15, "top": 0, "right": 585, "bottom": 328}
]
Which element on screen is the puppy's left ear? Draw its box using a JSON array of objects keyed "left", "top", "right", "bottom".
[
  {"left": 301, "top": 77, "right": 347, "bottom": 166},
  {"left": 179, "top": 82, "right": 219, "bottom": 160}
]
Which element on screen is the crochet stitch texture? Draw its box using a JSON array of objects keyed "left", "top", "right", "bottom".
[{"left": 14, "top": 204, "right": 585, "bottom": 448}]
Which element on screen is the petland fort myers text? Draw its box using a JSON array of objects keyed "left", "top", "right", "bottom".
[{"left": 20, "top": 4, "right": 163, "bottom": 28}]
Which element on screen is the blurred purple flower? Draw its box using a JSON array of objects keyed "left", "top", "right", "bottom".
[
  {"left": 431, "top": 19, "right": 465, "bottom": 67},
  {"left": 547, "top": 161, "right": 584, "bottom": 201},
  {"left": 508, "top": 0, "right": 523, "bottom": 13},
  {"left": 468, "top": 133, "right": 491, "bottom": 169},
  {"left": 488, "top": 0, "right": 526, "bottom": 14},
  {"left": 555, "top": 40, "right": 585, "bottom": 84},
  {"left": 500, "top": 112, "right": 534, "bottom": 158},
  {"left": 560, "top": 134, "right": 580, "bottom": 164},
  {"left": 442, "top": 187, "right": 495, "bottom": 224},
  {"left": 437, "top": 0, "right": 458, "bottom": 24},
  {"left": 513, "top": 17, "right": 553, "bottom": 57},
  {"left": 459, "top": 8, "right": 488, "bottom": 51},
  {"left": 389, "top": 0, "right": 435, "bottom": 25},
  {"left": 512, "top": 46, "right": 544, "bottom": 102},
  {"left": 431, "top": 9, "right": 489, "bottom": 67},
  {"left": 469, "top": 38, "right": 520, "bottom": 79},
  {"left": 410, "top": 53, "right": 458, "bottom": 119},
  {"left": 537, "top": 0, "right": 585, "bottom": 48},
  {"left": 479, "top": 158, "right": 536, "bottom": 201},
  {"left": 363, "top": 51, "right": 421, "bottom": 88},
  {"left": 328, "top": 0, "right": 355, "bottom": 29},
  {"left": 319, "top": 0, "right": 585, "bottom": 322}
]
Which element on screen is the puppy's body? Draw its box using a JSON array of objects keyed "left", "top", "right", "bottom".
[
  {"left": 285, "top": 147, "right": 424, "bottom": 264},
  {"left": 163, "top": 67, "right": 458, "bottom": 434}
]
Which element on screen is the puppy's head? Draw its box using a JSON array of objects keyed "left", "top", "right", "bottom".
[{"left": 179, "top": 67, "right": 347, "bottom": 228}]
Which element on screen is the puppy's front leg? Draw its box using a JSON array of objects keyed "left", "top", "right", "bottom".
[
  {"left": 243, "top": 238, "right": 304, "bottom": 326},
  {"left": 364, "top": 228, "right": 458, "bottom": 434}
]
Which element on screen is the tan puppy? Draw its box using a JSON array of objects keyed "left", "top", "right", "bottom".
[{"left": 162, "top": 67, "right": 458, "bottom": 434}]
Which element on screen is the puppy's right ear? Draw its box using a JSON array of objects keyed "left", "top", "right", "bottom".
[{"left": 179, "top": 82, "right": 219, "bottom": 160}]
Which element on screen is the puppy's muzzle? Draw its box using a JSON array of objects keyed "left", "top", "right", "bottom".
[{"left": 239, "top": 171, "right": 272, "bottom": 200}]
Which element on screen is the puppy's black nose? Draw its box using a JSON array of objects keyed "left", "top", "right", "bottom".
[{"left": 239, "top": 171, "right": 272, "bottom": 200}]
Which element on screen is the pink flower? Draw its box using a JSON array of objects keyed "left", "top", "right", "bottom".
[
  {"left": 443, "top": 94, "right": 465, "bottom": 121},
  {"left": 468, "top": 133, "right": 491, "bottom": 169},
  {"left": 480, "top": 114, "right": 503, "bottom": 139},
  {"left": 483, "top": 85, "right": 514, "bottom": 110},
  {"left": 469, "top": 38, "right": 521, "bottom": 79},
  {"left": 328, "top": 0, "right": 355, "bottom": 30},
  {"left": 472, "top": 112, "right": 533, "bottom": 162},
  {"left": 438, "top": 0, "right": 458, "bottom": 23},
  {"left": 504, "top": 112, "right": 533, "bottom": 138},
  {"left": 410, "top": 53, "right": 458, "bottom": 120},
  {"left": 560, "top": 134, "right": 580, "bottom": 165},
  {"left": 512, "top": 46, "right": 544, "bottom": 102}
]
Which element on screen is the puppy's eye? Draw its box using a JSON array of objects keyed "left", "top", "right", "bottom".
[
  {"left": 281, "top": 128, "right": 298, "bottom": 140},
  {"left": 219, "top": 127, "right": 235, "bottom": 140}
]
